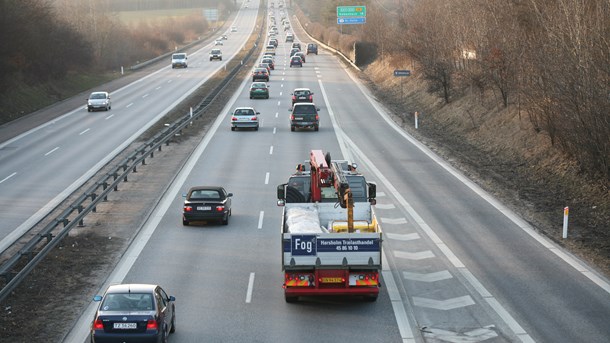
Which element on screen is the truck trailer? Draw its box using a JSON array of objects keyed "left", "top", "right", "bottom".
[{"left": 277, "top": 150, "right": 382, "bottom": 302}]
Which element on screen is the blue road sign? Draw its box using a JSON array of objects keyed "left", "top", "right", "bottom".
[
  {"left": 394, "top": 70, "right": 411, "bottom": 77},
  {"left": 337, "top": 17, "right": 366, "bottom": 25}
]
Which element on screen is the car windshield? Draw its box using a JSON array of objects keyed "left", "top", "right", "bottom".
[
  {"left": 173, "top": 54, "right": 185, "bottom": 59},
  {"left": 294, "top": 90, "right": 310, "bottom": 96},
  {"left": 292, "top": 57, "right": 300, "bottom": 61},
  {"left": 90, "top": 93, "right": 106, "bottom": 99},
  {"left": 263, "top": 59, "right": 273, "bottom": 64},
  {"left": 101, "top": 293, "right": 153, "bottom": 311},
  {"left": 211, "top": 49, "right": 221, "bottom": 54},
  {"left": 190, "top": 189, "right": 222, "bottom": 200},
  {"left": 252, "top": 83, "right": 267, "bottom": 89}
]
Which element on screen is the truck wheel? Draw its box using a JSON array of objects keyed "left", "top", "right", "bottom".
[{"left": 285, "top": 295, "right": 298, "bottom": 303}]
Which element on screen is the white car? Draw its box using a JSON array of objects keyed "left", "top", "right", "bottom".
[
  {"left": 231, "top": 26, "right": 237, "bottom": 32},
  {"left": 87, "top": 92, "right": 111, "bottom": 112},
  {"left": 230, "top": 107, "right": 260, "bottom": 131},
  {"left": 215, "top": 39, "right": 223, "bottom": 46}
]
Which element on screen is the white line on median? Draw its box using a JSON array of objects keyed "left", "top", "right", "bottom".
[
  {"left": 265, "top": 172, "right": 270, "bottom": 185},
  {"left": 79, "top": 128, "right": 90, "bottom": 135},
  {"left": 126, "top": 103, "right": 133, "bottom": 108},
  {"left": 105, "top": 114, "right": 114, "bottom": 120},
  {"left": 269, "top": 146, "right": 274, "bottom": 155}
]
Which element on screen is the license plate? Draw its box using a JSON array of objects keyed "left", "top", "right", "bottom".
[
  {"left": 321, "top": 277, "right": 343, "bottom": 283},
  {"left": 295, "top": 117, "right": 303, "bottom": 120},
  {"left": 298, "top": 96, "right": 306, "bottom": 99},
  {"left": 197, "top": 206, "right": 211, "bottom": 211},
  {"left": 113, "top": 322, "right": 137, "bottom": 329}
]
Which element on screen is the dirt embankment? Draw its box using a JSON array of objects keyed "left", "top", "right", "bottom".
[{"left": 357, "top": 58, "right": 609, "bottom": 276}]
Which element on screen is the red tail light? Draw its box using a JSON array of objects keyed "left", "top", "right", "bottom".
[
  {"left": 146, "top": 319, "right": 158, "bottom": 330},
  {"left": 251, "top": 116, "right": 257, "bottom": 120},
  {"left": 93, "top": 319, "right": 104, "bottom": 330},
  {"left": 309, "top": 96, "right": 313, "bottom": 101},
  {"left": 231, "top": 116, "right": 237, "bottom": 121},
  {"left": 216, "top": 206, "right": 225, "bottom": 212},
  {"left": 184, "top": 206, "right": 192, "bottom": 212},
  {"left": 315, "top": 115, "right": 319, "bottom": 120}
]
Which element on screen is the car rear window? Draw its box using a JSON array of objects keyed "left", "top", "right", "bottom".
[
  {"left": 293, "top": 105, "right": 316, "bottom": 114},
  {"left": 190, "top": 190, "right": 222, "bottom": 199},
  {"left": 235, "top": 108, "right": 254, "bottom": 116},
  {"left": 102, "top": 293, "right": 153, "bottom": 311}
]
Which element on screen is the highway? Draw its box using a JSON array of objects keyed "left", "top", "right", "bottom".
[{"left": 4, "top": 1, "right": 610, "bottom": 343}]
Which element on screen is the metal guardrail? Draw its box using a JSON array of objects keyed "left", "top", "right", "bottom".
[{"left": 0, "top": 12, "right": 266, "bottom": 303}]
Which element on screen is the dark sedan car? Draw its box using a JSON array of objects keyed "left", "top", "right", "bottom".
[
  {"left": 289, "top": 56, "right": 302, "bottom": 68},
  {"left": 91, "top": 284, "right": 176, "bottom": 343},
  {"left": 182, "top": 186, "right": 232, "bottom": 225},
  {"left": 252, "top": 67, "right": 270, "bottom": 82},
  {"left": 249, "top": 82, "right": 270, "bottom": 99}
]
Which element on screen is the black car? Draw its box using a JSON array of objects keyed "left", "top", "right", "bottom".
[
  {"left": 307, "top": 43, "right": 318, "bottom": 55},
  {"left": 182, "top": 186, "right": 232, "bottom": 225},
  {"left": 290, "top": 102, "right": 320, "bottom": 131},
  {"left": 289, "top": 56, "right": 302, "bottom": 68},
  {"left": 91, "top": 284, "right": 176, "bottom": 343}
]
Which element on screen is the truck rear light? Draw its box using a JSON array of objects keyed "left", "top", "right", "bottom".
[
  {"left": 146, "top": 319, "right": 158, "bottom": 330},
  {"left": 93, "top": 318, "right": 104, "bottom": 330}
]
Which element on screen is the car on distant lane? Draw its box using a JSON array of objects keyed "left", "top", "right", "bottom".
[
  {"left": 87, "top": 92, "right": 111, "bottom": 112},
  {"left": 209, "top": 48, "right": 222, "bottom": 61},
  {"left": 289, "top": 56, "right": 302, "bottom": 68}
]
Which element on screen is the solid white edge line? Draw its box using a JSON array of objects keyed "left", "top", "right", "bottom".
[
  {"left": 62, "top": 42, "right": 255, "bottom": 343},
  {"left": 318, "top": 78, "right": 418, "bottom": 342},
  {"left": 246, "top": 272, "right": 255, "bottom": 303},
  {"left": 258, "top": 211, "right": 264, "bottom": 229}
]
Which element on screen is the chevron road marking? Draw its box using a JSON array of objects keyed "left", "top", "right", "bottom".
[
  {"left": 422, "top": 325, "right": 498, "bottom": 342},
  {"left": 394, "top": 250, "right": 435, "bottom": 260},
  {"left": 386, "top": 232, "right": 420, "bottom": 241},
  {"left": 375, "top": 203, "right": 396, "bottom": 209},
  {"left": 413, "top": 295, "right": 475, "bottom": 310},
  {"left": 382, "top": 217, "right": 408, "bottom": 225},
  {"left": 403, "top": 270, "right": 453, "bottom": 282}
]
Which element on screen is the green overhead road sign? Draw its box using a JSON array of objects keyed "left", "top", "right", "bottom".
[{"left": 337, "top": 6, "right": 366, "bottom": 17}]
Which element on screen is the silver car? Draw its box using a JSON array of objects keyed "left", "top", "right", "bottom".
[
  {"left": 230, "top": 107, "right": 260, "bottom": 131},
  {"left": 87, "top": 91, "right": 111, "bottom": 112}
]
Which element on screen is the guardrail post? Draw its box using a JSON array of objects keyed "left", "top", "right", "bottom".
[
  {"left": 132, "top": 165, "right": 137, "bottom": 173},
  {"left": 77, "top": 206, "right": 85, "bottom": 227},
  {"left": 91, "top": 193, "right": 97, "bottom": 212},
  {"left": 102, "top": 182, "right": 109, "bottom": 201}
]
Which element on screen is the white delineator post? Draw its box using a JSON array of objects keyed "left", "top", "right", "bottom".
[
  {"left": 414, "top": 111, "right": 419, "bottom": 129},
  {"left": 562, "top": 207, "right": 569, "bottom": 239}
]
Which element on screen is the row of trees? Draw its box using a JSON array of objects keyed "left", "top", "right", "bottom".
[
  {"left": 0, "top": 0, "right": 92, "bottom": 91},
  {"left": 295, "top": 0, "right": 609, "bottom": 180},
  {"left": 0, "top": 0, "right": 239, "bottom": 94}
]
